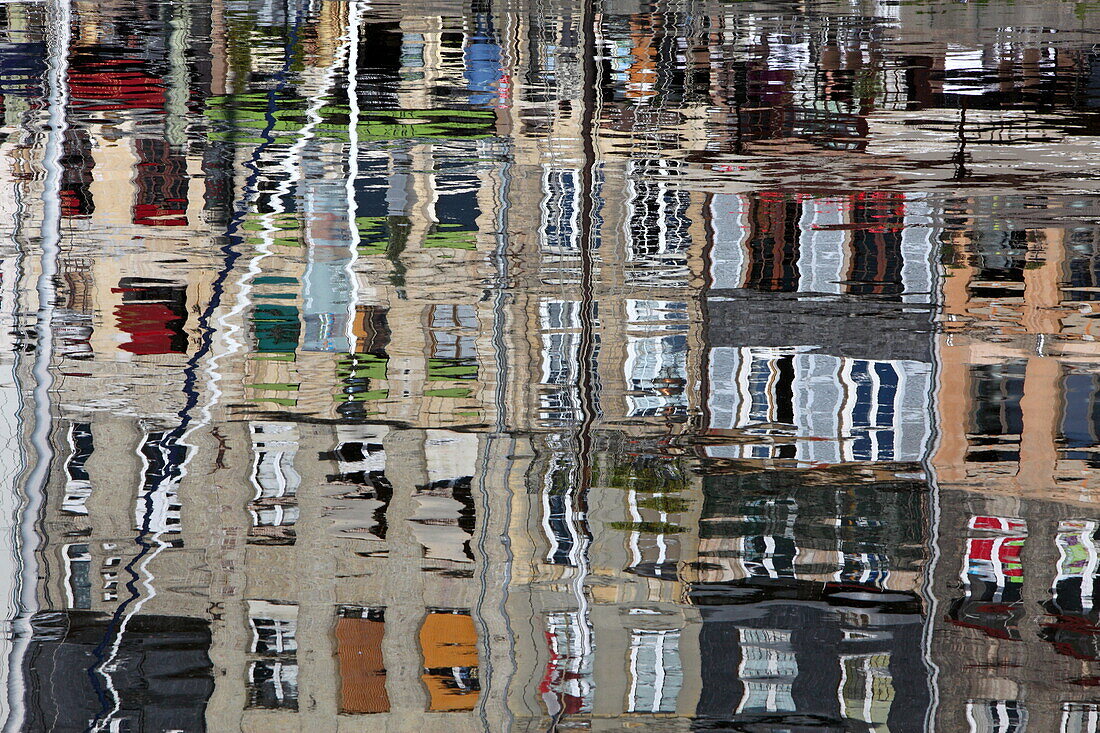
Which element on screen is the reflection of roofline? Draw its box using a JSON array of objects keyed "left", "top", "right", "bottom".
[{"left": 689, "top": 577, "right": 924, "bottom": 616}]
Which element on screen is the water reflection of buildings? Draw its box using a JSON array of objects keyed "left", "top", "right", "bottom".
[{"left": 5, "top": 0, "right": 1100, "bottom": 731}]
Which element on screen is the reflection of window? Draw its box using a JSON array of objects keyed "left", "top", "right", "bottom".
[
  {"left": 1061, "top": 702, "right": 1100, "bottom": 733},
  {"left": 248, "top": 423, "right": 300, "bottom": 545},
  {"left": 949, "top": 516, "right": 1027, "bottom": 640},
  {"left": 742, "top": 535, "right": 798, "bottom": 580},
  {"left": 136, "top": 431, "right": 183, "bottom": 534},
  {"left": 625, "top": 160, "right": 692, "bottom": 288},
  {"left": 744, "top": 198, "right": 800, "bottom": 292},
  {"left": 542, "top": 451, "right": 579, "bottom": 566},
  {"left": 247, "top": 600, "right": 299, "bottom": 710},
  {"left": 60, "top": 128, "right": 94, "bottom": 218},
  {"left": 249, "top": 605, "right": 298, "bottom": 655},
  {"left": 248, "top": 661, "right": 299, "bottom": 711},
  {"left": 966, "top": 699, "right": 1027, "bottom": 733},
  {"left": 63, "top": 543, "right": 91, "bottom": 609},
  {"left": 113, "top": 278, "right": 188, "bottom": 355},
  {"left": 627, "top": 629, "right": 682, "bottom": 714},
  {"left": 541, "top": 168, "right": 580, "bottom": 254},
  {"left": 324, "top": 428, "right": 392, "bottom": 542},
  {"left": 624, "top": 334, "right": 687, "bottom": 418},
  {"left": 839, "top": 654, "right": 894, "bottom": 728},
  {"left": 62, "top": 422, "right": 93, "bottom": 515},
  {"left": 336, "top": 606, "right": 389, "bottom": 714},
  {"left": 847, "top": 193, "right": 905, "bottom": 298},
  {"left": 420, "top": 609, "right": 479, "bottom": 711},
  {"left": 1061, "top": 372, "right": 1100, "bottom": 466},
  {"left": 968, "top": 362, "right": 1026, "bottom": 463},
  {"left": 428, "top": 305, "right": 478, "bottom": 383},
  {"left": 1052, "top": 520, "right": 1099, "bottom": 616},
  {"left": 353, "top": 305, "right": 390, "bottom": 356},
  {"left": 132, "top": 139, "right": 187, "bottom": 226},
  {"left": 736, "top": 628, "right": 797, "bottom": 714},
  {"left": 410, "top": 476, "right": 475, "bottom": 562},
  {"left": 541, "top": 611, "right": 594, "bottom": 715}
]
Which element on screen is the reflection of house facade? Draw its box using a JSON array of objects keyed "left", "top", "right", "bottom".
[{"left": 929, "top": 196, "right": 1100, "bottom": 732}]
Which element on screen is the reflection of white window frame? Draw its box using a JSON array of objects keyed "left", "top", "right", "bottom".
[
  {"left": 709, "top": 194, "right": 748, "bottom": 289},
  {"left": 135, "top": 432, "right": 182, "bottom": 534},
  {"left": 706, "top": 347, "right": 930, "bottom": 464},
  {"left": 624, "top": 334, "right": 688, "bottom": 417},
  {"left": 627, "top": 628, "right": 683, "bottom": 714},
  {"left": 545, "top": 611, "right": 594, "bottom": 712},
  {"left": 248, "top": 660, "right": 299, "bottom": 706},
  {"left": 542, "top": 452, "right": 580, "bottom": 566},
  {"left": 62, "top": 423, "right": 93, "bottom": 515},
  {"left": 249, "top": 423, "right": 301, "bottom": 530},
  {"left": 623, "top": 160, "right": 691, "bottom": 287},
  {"left": 1061, "top": 702, "right": 1100, "bottom": 733}
]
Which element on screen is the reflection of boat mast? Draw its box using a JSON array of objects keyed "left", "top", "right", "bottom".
[
  {"left": 951, "top": 103, "right": 970, "bottom": 180},
  {"left": 5, "top": 0, "right": 70, "bottom": 728},
  {"left": 83, "top": 3, "right": 314, "bottom": 730},
  {"left": 558, "top": 0, "right": 601, "bottom": 727}
]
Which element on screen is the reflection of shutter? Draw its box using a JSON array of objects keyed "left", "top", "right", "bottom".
[
  {"left": 420, "top": 611, "right": 479, "bottom": 711},
  {"left": 113, "top": 279, "right": 188, "bottom": 355},
  {"left": 253, "top": 304, "right": 300, "bottom": 353},
  {"left": 353, "top": 306, "right": 390, "bottom": 355},
  {"left": 336, "top": 610, "right": 389, "bottom": 714}
]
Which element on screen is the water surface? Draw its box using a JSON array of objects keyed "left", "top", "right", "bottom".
[{"left": 1, "top": 0, "right": 1100, "bottom": 730}]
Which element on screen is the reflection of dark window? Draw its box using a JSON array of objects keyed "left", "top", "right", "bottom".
[
  {"left": 357, "top": 21, "right": 402, "bottom": 110},
  {"left": 968, "top": 362, "right": 1026, "bottom": 462},
  {"left": 745, "top": 199, "right": 799, "bottom": 292},
  {"left": 970, "top": 229, "right": 1027, "bottom": 299},
  {"left": 113, "top": 278, "right": 187, "bottom": 355},
  {"left": 133, "top": 139, "right": 187, "bottom": 226},
  {"left": 1066, "top": 229, "right": 1100, "bottom": 301},
  {"left": 1061, "top": 372, "right": 1100, "bottom": 465},
  {"left": 60, "top": 127, "right": 94, "bottom": 217},
  {"left": 848, "top": 194, "right": 905, "bottom": 297},
  {"left": 65, "top": 544, "right": 91, "bottom": 609},
  {"left": 66, "top": 422, "right": 92, "bottom": 484}
]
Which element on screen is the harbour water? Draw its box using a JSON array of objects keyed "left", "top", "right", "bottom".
[{"left": 0, "top": 0, "right": 1099, "bottom": 730}]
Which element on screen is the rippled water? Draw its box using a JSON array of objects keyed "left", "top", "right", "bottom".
[{"left": 0, "top": 0, "right": 1099, "bottom": 730}]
